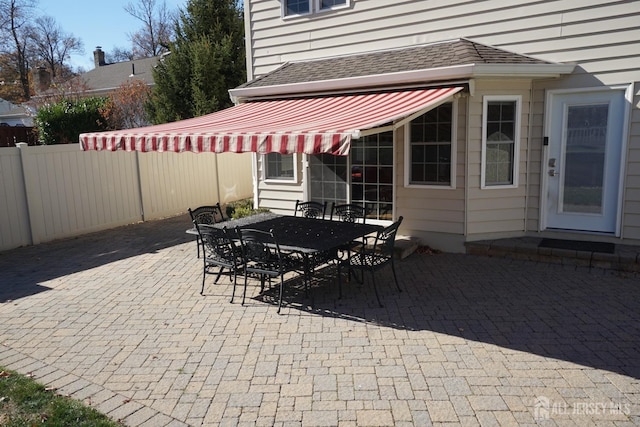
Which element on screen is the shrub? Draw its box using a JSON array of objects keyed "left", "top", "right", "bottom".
[
  {"left": 35, "top": 97, "right": 110, "bottom": 145},
  {"left": 225, "top": 198, "right": 270, "bottom": 219}
]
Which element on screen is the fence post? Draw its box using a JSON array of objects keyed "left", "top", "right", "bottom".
[
  {"left": 16, "top": 143, "right": 42, "bottom": 245},
  {"left": 135, "top": 151, "right": 146, "bottom": 221}
]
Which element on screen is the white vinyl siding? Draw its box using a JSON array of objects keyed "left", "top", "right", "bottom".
[
  {"left": 395, "top": 100, "right": 467, "bottom": 238},
  {"left": 256, "top": 153, "right": 305, "bottom": 215},
  {"left": 466, "top": 81, "right": 531, "bottom": 237},
  {"left": 245, "top": 0, "right": 640, "bottom": 246},
  {"left": 246, "top": 0, "right": 639, "bottom": 86},
  {"left": 622, "top": 82, "right": 640, "bottom": 240}
]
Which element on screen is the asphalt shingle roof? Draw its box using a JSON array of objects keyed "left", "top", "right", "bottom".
[
  {"left": 80, "top": 56, "right": 159, "bottom": 91},
  {"left": 241, "top": 38, "right": 550, "bottom": 89}
]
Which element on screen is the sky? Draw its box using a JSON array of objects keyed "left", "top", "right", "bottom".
[{"left": 38, "top": 0, "right": 187, "bottom": 71}]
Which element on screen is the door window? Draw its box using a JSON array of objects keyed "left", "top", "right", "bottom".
[{"left": 562, "top": 104, "right": 608, "bottom": 214}]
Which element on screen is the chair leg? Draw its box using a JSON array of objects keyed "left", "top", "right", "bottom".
[
  {"left": 370, "top": 270, "right": 383, "bottom": 308},
  {"left": 201, "top": 269, "right": 206, "bottom": 295},
  {"left": 277, "top": 275, "right": 284, "bottom": 314},
  {"left": 336, "top": 262, "right": 343, "bottom": 299},
  {"left": 241, "top": 273, "right": 250, "bottom": 305},
  {"left": 214, "top": 267, "right": 225, "bottom": 284},
  {"left": 231, "top": 269, "right": 239, "bottom": 303},
  {"left": 390, "top": 259, "right": 402, "bottom": 292}
]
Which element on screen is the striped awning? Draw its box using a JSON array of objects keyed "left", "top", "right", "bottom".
[{"left": 80, "top": 87, "right": 463, "bottom": 156}]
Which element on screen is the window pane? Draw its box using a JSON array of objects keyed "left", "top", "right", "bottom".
[
  {"left": 286, "top": 0, "right": 309, "bottom": 15},
  {"left": 500, "top": 122, "right": 514, "bottom": 141},
  {"left": 379, "top": 166, "right": 392, "bottom": 184},
  {"left": 320, "top": 0, "right": 346, "bottom": 9},
  {"left": 562, "top": 104, "right": 607, "bottom": 213},
  {"left": 485, "top": 142, "right": 514, "bottom": 185},
  {"left": 409, "top": 103, "right": 453, "bottom": 185},
  {"left": 412, "top": 145, "right": 425, "bottom": 163},
  {"left": 412, "top": 164, "right": 424, "bottom": 182}
]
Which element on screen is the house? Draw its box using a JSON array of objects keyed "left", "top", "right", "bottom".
[
  {"left": 33, "top": 47, "right": 159, "bottom": 99},
  {"left": 0, "top": 98, "right": 36, "bottom": 147},
  {"left": 0, "top": 98, "right": 33, "bottom": 127},
  {"left": 80, "top": 1, "right": 639, "bottom": 253},
  {"left": 78, "top": 47, "right": 159, "bottom": 97},
  {"left": 234, "top": 0, "right": 639, "bottom": 252}
]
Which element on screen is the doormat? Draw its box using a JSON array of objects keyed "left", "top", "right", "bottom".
[{"left": 538, "top": 238, "right": 615, "bottom": 254}]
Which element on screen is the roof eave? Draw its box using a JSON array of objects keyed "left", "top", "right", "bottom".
[{"left": 229, "top": 63, "right": 576, "bottom": 103}]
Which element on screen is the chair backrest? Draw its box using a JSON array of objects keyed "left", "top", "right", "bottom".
[
  {"left": 371, "top": 216, "right": 403, "bottom": 258},
  {"left": 188, "top": 203, "right": 225, "bottom": 225},
  {"left": 237, "top": 228, "right": 283, "bottom": 273},
  {"left": 294, "top": 200, "right": 327, "bottom": 219},
  {"left": 200, "top": 226, "right": 241, "bottom": 265},
  {"left": 330, "top": 202, "right": 367, "bottom": 223}
]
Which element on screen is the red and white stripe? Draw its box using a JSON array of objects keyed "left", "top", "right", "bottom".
[{"left": 80, "top": 87, "right": 463, "bottom": 156}]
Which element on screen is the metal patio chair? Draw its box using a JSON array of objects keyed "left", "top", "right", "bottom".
[
  {"left": 337, "top": 216, "right": 404, "bottom": 307},
  {"left": 236, "top": 227, "right": 305, "bottom": 314},
  {"left": 330, "top": 202, "right": 368, "bottom": 223},
  {"left": 188, "top": 203, "right": 227, "bottom": 257},
  {"left": 294, "top": 200, "right": 327, "bottom": 219},
  {"left": 197, "top": 225, "right": 244, "bottom": 299}
]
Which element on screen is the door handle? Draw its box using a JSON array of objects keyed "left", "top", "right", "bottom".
[{"left": 548, "top": 169, "right": 558, "bottom": 177}]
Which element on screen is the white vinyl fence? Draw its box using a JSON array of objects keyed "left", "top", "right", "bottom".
[{"left": 0, "top": 143, "right": 254, "bottom": 252}]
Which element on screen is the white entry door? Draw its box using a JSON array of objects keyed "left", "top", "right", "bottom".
[{"left": 545, "top": 89, "right": 627, "bottom": 233}]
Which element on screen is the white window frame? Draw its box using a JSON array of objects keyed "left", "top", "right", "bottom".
[
  {"left": 315, "top": 0, "right": 350, "bottom": 13},
  {"left": 481, "top": 95, "right": 521, "bottom": 189},
  {"left": 403, "top": 100, "right": 457, "bottom": 189},
  {"left": 281, "top": 0, "right": 312, "bottom": 18},
  {"left": 263, "top": 153, "right": 298, "bottom": 183}
]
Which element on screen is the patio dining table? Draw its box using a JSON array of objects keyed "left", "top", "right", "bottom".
[{"left": 189, "top": 212, "right": 381, "bottom": 254}]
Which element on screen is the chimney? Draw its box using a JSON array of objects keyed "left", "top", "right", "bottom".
[
  {"left": 34, "top": 66, "right": 51, "bottom": 93},
  {"left": 93, "top": 46, "right": 106, "bottom": 68}
]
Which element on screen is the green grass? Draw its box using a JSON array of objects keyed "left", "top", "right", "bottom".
[{"left": 0, "top": 367, "right": 122, "bottom": 426}]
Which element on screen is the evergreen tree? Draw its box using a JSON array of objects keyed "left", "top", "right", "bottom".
[{"left": 147, "top": 0, "right": 245, "bottom": 123}]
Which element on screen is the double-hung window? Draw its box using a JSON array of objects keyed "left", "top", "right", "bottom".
[
  {"left": 283, "top": 0, "right": 348, "bottom": 17},
  {"left": 481, "top": 96, "right": 521, "bottom": 188},
  {"left": 405, "top": 102, "right": 456, "bottom": 187},
  {"left": 264, "top": 153, "right": 296, "bottom": 182}
]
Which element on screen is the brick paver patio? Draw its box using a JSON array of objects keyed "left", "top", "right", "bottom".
[{"left": 1, "top": 214, "right": 639, "bottom": 426}]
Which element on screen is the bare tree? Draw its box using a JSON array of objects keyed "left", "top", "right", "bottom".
[
  {"left": 106, "top": 46, "right": 135, "bottom": 63},
  {"left": 124, "top": 0, "right": 173, "bottom": 58},
  {"left": 0, "top": 0, "right": 37, "bottom": 100},
  {"left": 32, "top": 15, "right": 83, "bottom": 80}
]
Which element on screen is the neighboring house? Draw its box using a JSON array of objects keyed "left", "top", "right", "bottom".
[
  {"left": 0, "top": 98, "right": 33, "bottom": 127},
  {"left": 33, "top": 47, "right": 159, "bottom": 99},
  {"left": 78, "top": 47, "right": 159, "bottom": 97},
  {"left": 81, "top": 1, "right": 640, "bottom": 252},
  {"left": 235, "top": 0, "right": 639, "bottom": 251},
  {"left": 0, "top": 98, "right": 36, "bottom": 147}
]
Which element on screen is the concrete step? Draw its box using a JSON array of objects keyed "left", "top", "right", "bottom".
[
  {"left": 465, "top": 237, "right": 640, "bottom": 274},
  {"left": 394, "top": 235, "right": 420, "bottom": 259}
]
